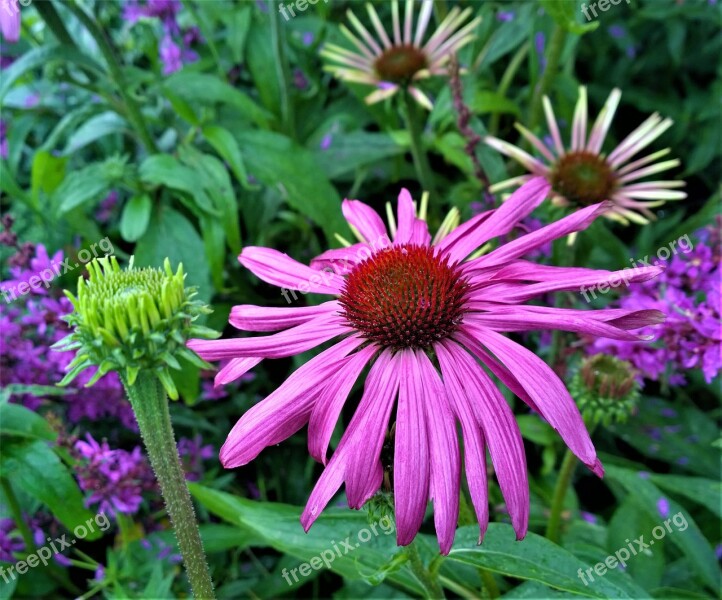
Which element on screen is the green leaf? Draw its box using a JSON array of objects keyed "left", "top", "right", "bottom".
[
  {"left": 234, "top": 129, "right": 349, "bottom": 242},
  {"left": 0, "top": 44, "right": 103, "bottom": 100},
  {"left": 603, "top": 463, "right": 721, "bottom": 592},
  {"left": 139, "top": 154, "right": 217, "bottom": 215},
  {"left": 311, "top": 131, "right": 405, "bottom": 179},
  {"left": 119, "top": 194, "right": 152, "bottom": 242},
  {"left": 201, "top": 124, "right": 253, "bottom": 189},
  {"left": 470, "top": 90, "right": 522, "bottom": 117},
  {"left": 134, "top": 206, "right": 212, "bottom": 302},
  {"left": 540, "top": 0, "right": 600, "bottom": 35},
  {"left": 162, "top": 72, "right": 271, "bottom": 128},
  {"left": 447, "top": 525, "right": 646, "bottom": 598},
  {"left": 648, "top": 473, "right": 722, "bottom": 519},
  {"left": 245, "top": 17, "right": 280, "bottom": 118},
  {"left": 62, "top": 112, "right": 127, "bottom": 155},
  {"left": 53, "top": 158, "right": 125, "bottom": 215},
  {"left": 0, "top": 403, "right": 56, "bottom": 442},
  {"left": 1, "top": 440, "right": 100, "bottom": 539},
  {"left": 31, "top": 150, "right": 67, "bottom": 197},
  {"left": 188, "top": 484, "right": 423, "bottom": 595}
]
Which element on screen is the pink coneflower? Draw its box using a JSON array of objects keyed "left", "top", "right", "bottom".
[
  {"left": 188, "top": 177, "right": 664, "bottom": 553},
  {"left": 485, "top": 87, "right": 687, "bottom": 225},
  {"left": 321, "top": 0, "right": 481, "bottom": 109}
]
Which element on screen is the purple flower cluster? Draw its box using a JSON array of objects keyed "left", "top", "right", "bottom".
[
  {"left": 177, "top": 434, "right": 214, "bottom": 482},
  {"left": 74, "top": 434, "right": 155, "bottom": 518},
  {"left": 0, "top": 519, "right": 24, "bottom": 563},
  {"left": 124, "top": 0, "right": 202, "bottom": 75},
  {"left": 590, "top": 222, "right": 721, "bottom": 384},
  {"left": 0, "top": 237, "right": 135, "bottom": 427}
]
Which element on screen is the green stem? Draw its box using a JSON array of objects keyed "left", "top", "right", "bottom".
[
  {"left": 479, "top": 567, "right": 500, "bottom": 599},
  {"left": 401, "top": 90, "right": 437, "bottom": 201},
  {"left": 64, "top": 1, "right": 158, "bottom": 153},
  {"left": 406, "top": 539, "right": 444, "bottom": 599},
  {"left": 528, "top": 25, "right": 567, "bottom": 131},
  {"left": 35, "top": 0, "right": 77, "bottom": 47},
  {"left": 122, "top": 372, "right": 214, "bottom": 599},
  {"left": 0, "top": 478, "right": 35, "bottom": 552},
  {"left": 489, "top": 41, "right": 530, "bottom": 137},
  {"left": 545, "top": 448, "right": 577, "bottom": 544},
  {"left": 269, "top": 0, "right": 296, "bottom": 141}
]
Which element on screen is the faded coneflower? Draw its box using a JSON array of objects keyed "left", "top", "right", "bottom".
[
  {"left": 188, "top": 177, "right": 665, "bottom": 554},
  {"left": 321, "top": 0, "right": 481, "bottom": 109},
  {"left": 485, "top": 87, "right": 686, "bottom": 225}
]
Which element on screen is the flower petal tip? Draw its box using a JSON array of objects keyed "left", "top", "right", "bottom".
[{"left": 590, "top": 458, "right": 605, "bottom": 478}]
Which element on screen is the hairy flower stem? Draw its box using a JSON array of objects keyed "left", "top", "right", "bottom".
[
  {"left": 529, "top": 25, "right": 567, "bottom": 131},
  {"left": 401, "top": 91, "right": 437, "bottom": 201},
  {"left": 123, "top": 372, "right": 215, "bottom": 599},
  {"left": 406, "top": 539, "right": 445, "bottom": 599},
  {"left": 545, "top": 448, "right": 578, "bottom": 544}
]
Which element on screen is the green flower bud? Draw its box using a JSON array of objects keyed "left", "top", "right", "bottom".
[
  {"left": 569, "top": 354, "right": 639, "bottom": 427},
  {"left": 54, "top": 255, "right": 218, "bottom": 400}
]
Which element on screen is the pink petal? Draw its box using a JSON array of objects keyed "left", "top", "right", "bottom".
[
  {"left": 394, "top": 350, "right": 431, "bottom": 547},
  {"left": 187, "top": 312, "right": 351, "bottom": 360},
  {"left": 240, "top": 247, "right": 342, "bottom": 295},
  {"left": 460, "top": 325, "right": 603, "bottom": 477},
  {"left": 220, "top": 337, "right": 364, "bottom": 468},
  {"left": 435, "top": 342, "right": 489, "bottom": 541},
  {"left": 310, "top": 245, "right": 378, "bottom": 274},
  {"left": 342, "top": 199, "right": 389, "bottom": 243},
  {"left": 440, "top": 340, "right": 529, "bottom": 540},
  {"left": 307, "top": 344, "right": 378, "bottom": 464},
  {"left": 215, "top": 357, "right": 263, "bottom": 386},
  {"left": 229, "top": 301, "right": 339, "bottom": 332},
  {"left": 438, "top": 177, "right": 551, "bottom": 263},
  {"left": 394, "top": 188, "right": 417, "bottom": 245},
  {"left": 417, "top": 350, "right": 460, "bottom": 554},
  {"left": 1, "top": 6, "right": 20, "bottom": 43}
]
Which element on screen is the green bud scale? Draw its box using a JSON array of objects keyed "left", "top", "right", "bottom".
[
  {"left": 54, "top": 256, "right": 218, "bottom": 400},
  {"left": 569, "top": 354, "right": 640, "bottom": 427}
]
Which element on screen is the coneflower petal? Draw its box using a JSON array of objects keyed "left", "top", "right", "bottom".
[
  {"left": 342, "top": 198, "right": 389, "bottom": 243},
  {"left": 229, "top": 301, "right": 339, "bottom": 332}
]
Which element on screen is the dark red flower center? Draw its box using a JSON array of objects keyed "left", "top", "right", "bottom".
[
  {"left": 373, "top": 45, "right": 428, "bottom": 83},
  {"left": 339, "top": 244, "right": 469, "bottom": 349},
  {"left": 550, "top": 151, "right": 617, "bottom": 205}
]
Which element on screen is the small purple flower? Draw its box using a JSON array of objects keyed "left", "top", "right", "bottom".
[
  {"left": 24, "top": 92, "right": 40, "bottom": 108},
  {"left": 608, "top": 25, "right": 626, "bottom": 39},
  {"left": 160, "top": 34, "right": 183, "bottom": 75},
  {"left": 320, "top": 133, "right": 333, "bottom": 151},
  {"left": 581, "top": 511, "right": 597, "bottom": 524},
  {"left": 660, "top": 408, "right": 677, "bottom": 418},
  {"left": 496, "top": 11, "right": 515, "bottom": 22},
  {"left": 657, "top": 497, "right": 670, "bottom": 519},
  {"left": 535, "top": 32, "right": 546, "bottom": 71},
  {"left": 95, "top": 190, "right": 119, "bottom": 223},
  {"left": 0, "top": 120, "right": 8, "bottom": 159},
  {"left": 177, "top": 434, "right": 214, "bottom": 482},
  {"left": 301, "top": 31, "right": 314, "bottom": 46},
  {"left": 638, "top": 471, "right": 650, "bottom": 479},
  {"left": 293, "top": 68, "right": 309, "bottom": 90},
  {"left": 0, "top": 519, "right": 24, "bottom": 563}
]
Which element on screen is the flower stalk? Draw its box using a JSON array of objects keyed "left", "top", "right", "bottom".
[
  {"left": 122, "top": 372, "right": 215, "bottom": 599},
  {"left": 401, "top": 90, "right": 437, "bottom": 201}
]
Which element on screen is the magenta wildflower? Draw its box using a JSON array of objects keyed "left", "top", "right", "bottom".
[
  {"left": 188, "top": 177, "right": 664, "bottom": 553},
  {"left": 0, "top": 0, "right": 20, "bottom": 43}
]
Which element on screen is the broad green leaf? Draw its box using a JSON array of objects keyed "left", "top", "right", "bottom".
[
  {"left": 134, "top": 206, "right": 212, "bottom": 302},
  {"left": 603, "top": 463, "right": 721, "bottom": 592},
  {"left": 0, "top": 45, "right": 103, "bottom": 100},
  {"left": 31, "top": 150, "right": 67, "bottom": 197},
  {"left": 234, "top": 129, "right": 349, "bottom": 241},
  {"left": 1, "top": 440, "right": 100, "bottom": 540},
  {"left": 119, "top": 194, "right": 152, "bottom": 242},
  {"left": 0, "top": 403, "right": 56, "bottom": 441},
  {"left": 245, "top": 17, "right": 280, "bottom": 118},
  {"left": 447, "top": 525, "right": 646, "bottom": 599},
  {"left": 162, "top": 72, "right": 270, "bottom": 128},
  {"left": 201, "top": 124, "right": 253, "bottom": 189},
  {"left": 188, "top": 484, "right": 423, "bottom": 595},
  {"left": 471, "top": 90, "right": 522, "bottom": 117},
  {"left": 63, "top": 112, "right": 127, "bottom": 155},
  {"left": 139, "top": 154, "right": 217, "bottom": 215},
  {"left": 53, "top": 163, "right": 111, "bottom": 215},
  {"left": 648, "top": 473, "right": 722, "bottom": 519},
  {"left": 0, "top": 161, "right": 31, "bottom": 206},
  {"left": 311, "top": 131, "right": 405, "bottom": 179}
]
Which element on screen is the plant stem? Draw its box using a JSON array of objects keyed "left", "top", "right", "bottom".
[
  {"left": 0, "top": 478, "right": 35, "bottom": 552},
  {"left": 122, "top": 372, "right": 214, "bottom": 599},
  {"left": 269, "top": 0, "right": 296, "bottom": 141},
  {"left": 35, "top": 0, "right": 77, "bottom": 47},
  {"left": 545, "top": 448, "right": 577, "bottom": 544},
  {"left": 479, "top": 568, "right": 500, "bottom": 599},
  {"left": 489, "top": 41, "right": 530, "bottom": 137},
  {"left": 401, "top": 90, "right": 437, "bottom": 201},
  {"left": 64, "top": 1, "right": 158, "bottom": 153},
  {"left": 528, "top": 25, "right": 567, "bottom": 131},
  {"left": 406, "top": 539, "right": 444, "bottom": 599}
]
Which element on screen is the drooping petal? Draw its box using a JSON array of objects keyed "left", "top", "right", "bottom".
[
  {"left": 188, "top": 312, "right": 351, "bottom": 360},
  {"left": 439, "top": 340, "right": 529, "bottom": 539},
  {"left": 460, "top": 326, "right": 603, "bottom": 477},
  {"left": 229, "top": 301, "right": 339, "bottom": 332},
  {"left": 342, "top": 199, "right": 389, "bottom": 244},
  {"left": 417, "top": 350, "right": 460, "bottom": 554},
  {"left": 307, "top": 344, "right": 379, "bottom": 464},
  {"left": 435, "top": 342, "right": 489, "bottom": 540},
  {"left": 394, "top": 349, "right": 430, "bottom": 546},
  {"left": 215, "top": 357, "right": 263, "bottom": 386},
  {"left": 437, "top": 177, "right": 551, "bottom": 263},
  {"left": 220, "top": 336, "right": 365, "bottom": 468},
  {"left": 240, "top": 247, "right": 342, "bottom": 295}
]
